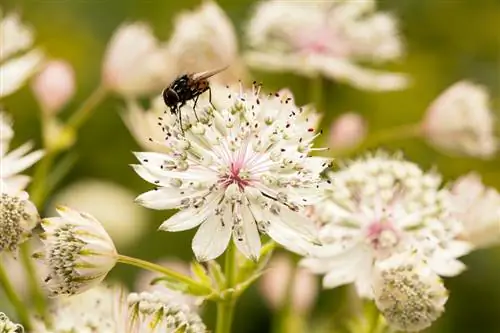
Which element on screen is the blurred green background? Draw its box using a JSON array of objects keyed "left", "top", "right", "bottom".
[{"left": 2, "top": 0, "right": 500, "bottom": 332}]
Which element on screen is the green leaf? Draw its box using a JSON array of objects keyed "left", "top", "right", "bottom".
[
  {"left": 190, "top": 261, "right": 211, "bottom": 285},
  {"left": 207, "top": 260, "right": 226, "bottom": 289}
]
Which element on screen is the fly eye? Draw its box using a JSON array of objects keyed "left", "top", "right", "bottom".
[{"left": 162, "top": 88, "right": 179, "bottom": 107}]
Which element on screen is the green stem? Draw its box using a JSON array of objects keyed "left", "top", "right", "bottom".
[
  {"left": 67, "top": 84, "right": 108, "bottom": 129},
  {"left": 0, "top": 262, "right": 32, "bottom": 330},
  {"left": 29, "top": 151, "right": 55, "bottom": 209},
  {"left": 20, "top": 243, "right": 50, "bottom": 325},
  {"left": 116, "top": 254, "right": 212, "bottom": 295},
  {"left": 330, "top": 123, "right": 423, "bottom": 158},
  {"left": 309, "top": 75, "right": 323, "bottom": 112},
  {"left": 216, "top": 243, "right": 237, "bottom": 333}
]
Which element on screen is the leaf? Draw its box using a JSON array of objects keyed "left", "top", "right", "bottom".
[
  {"left": 190, "top": 261, "right": 211, "bottom": 285},
  {"left": 207, "top": 260, "right": 226, "bottom": 289}
]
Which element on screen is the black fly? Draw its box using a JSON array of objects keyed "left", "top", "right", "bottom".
[{"left": 162, "top": 67, "right": 227, "bottom": 133}]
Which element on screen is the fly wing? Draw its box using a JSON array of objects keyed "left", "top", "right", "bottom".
[{"left": 191, "top": 66, "right": 229, "bottom": 81}]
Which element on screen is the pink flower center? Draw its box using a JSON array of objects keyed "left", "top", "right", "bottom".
[
  {"left": 219, "top": 162, "right": 250, "bottom": 190},
  {"left": 366, "top": 221, "right": 400, "bottom": 254},
  {"left": 294, "top": 24, "right": 351, "bottom": 57}
]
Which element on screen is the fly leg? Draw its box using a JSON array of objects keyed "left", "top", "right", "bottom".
[
  {"left": 177, "top": 103, "right": 185, "bottom": 135},
  {"left": 208, "top": 86, "right": 216, "bottom": 110},
  {"left": 192, "top": 95, "right": 200, "bottom": 121}
]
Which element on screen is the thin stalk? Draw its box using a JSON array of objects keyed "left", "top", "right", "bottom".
[
  {"left": 20, "top": 243, "right": 50, "bottom": 325},
  {"left": 0, "top": 262, "right": 32, "bottom": 330},
  {"left": 216, "top": 243, "right": 237, "bottom": 333},
  {"left": 67, "top": 84, "right": 108, "bottom": 129},
  {"left": 116, "top": 254, "right": 212, "bottom": 295}
]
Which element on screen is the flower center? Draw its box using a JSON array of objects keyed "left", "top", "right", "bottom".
[
  {"left": 366, "top": 221, "right": 400, "bottom": 256},
  {"left": 219, "top": 162, "right": 251, "bottom": 190}
]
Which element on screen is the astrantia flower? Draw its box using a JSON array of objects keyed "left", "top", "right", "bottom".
[
  {"left": 372, "top": 251, "right": 448, "bottom": 332},
  {"left": 102, "top": 22, "right": 171, "bottom": 96},
  {"left": 301, "top": 153, "right": 471, "bottom": 297},
  {"left": 1, "top": 8, "right": 44, "bottom": 98},
  {"left": 0, "top": 112, "right": 44, "bottom": 192},
  {"left": 451, "top": 172, "right": 500, "bottom": 248},
  {"left": 0, "top": 312, "right": 23, "bottom": 333},
  {"left": 126, "top": 291, "right": 206, "bottom": 333},
  {"left": 244, "top": 0, "right": 408, "bottom": 91},
  {"left": 0, "top": 185, "right": 39, "bottom": 254},
  {"left": 134, "top": 84, "right": 327, "bottom": 261},
  {"left": 33, "top": 206, "right": 118, "bottom": 296},
  {"left": 422, "top": 81, "right": 497, "bottom": 158},
  {"left": 166, "top": 0, "right": 245, "bottom": 84}
]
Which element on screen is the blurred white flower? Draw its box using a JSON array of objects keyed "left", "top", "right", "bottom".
[
  {"left": 126, "top": 291, "right": 207, "bottom": 333},
  {"left": 451, "top": 172, "right": 500, "bottom": 248},
  {"left": 31, "top": 60, "right": 75, "bottom": 115},
  {"left": 244, "top": 0, "right": 408, "bottom": 91},
  {"left": 422, "top": 81, "right": 497, "bottom": 158},
  {"left": 134, "top": 84, "right": 327, "bottom": 261},
  {"left": 49, "top": 179, "right": 149, "bottom": 249},
  {"left": 301, "top": 153, "right": 471, "bottom": 298},
  {"left": 259, "top": 253, "right": 318, "bottom": 314},
  {"left": 134, "top": 258, "right": 200, "bottom": 310},
  {"left": 0, "top": 111, "right": 44, "bottom": 192},
  {"left": 0, "top": 9, "right": 44, "bottom": 98},
  {"left": 329, "top": 112, "right": 367, "bottom": 150},
  {"left": 0, "top": 312, "right": 23, "bottom": 333},
  {"left": 166, "top": 0, "right": 245, "bottom": 84},
  {"left": 372, "top": 251, "right": 448, "bottom": 332},
  {"left": 102, "top": 22, "right": 171, "bottom": 96},
  {"left": 0, "top": 186, "right": 39, "bottom": 255},
  {"left": 33, "top": 206, "right": 118, "bottom": 296}
]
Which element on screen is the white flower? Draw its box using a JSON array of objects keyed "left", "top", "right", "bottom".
[
  {"left": 372, "top": 251, "right": 448, "bottom": 332},
  {"left": 33, "top": 206, "right": 118, "bottom": 296},
  {"left": 0, "top": 185, "right": 39, "bottom": 254},
  {"left": 422, "top": 81, "right": 497, "bottom": 158},
  {"left": 48, "top": 179, "right": 149, "bottom": 249},
  {"left": 126, "top": 291, "right": 206, "bottom": 333},
  {"left": 102, "top": 22, "right": 171, "bottom": 96},
  {"left": 244, "top": 0, "right": 408, "bottom": 91},
  {"left": 31, "top": 60, "right": 75, "bottom": 115},
  {"left": 301, "top": 153, "right": 471, "bottom": 298},
  {"left": 133, "top": 84, "right": 327, "bottom": 261},
  {"left": 259, "top": 253, "right": 318, "bottom": 314},
  {"left": 166, "top": 0, "right": 245, "bottom": 84},
  {"left": 451, "top": 172, "right": 500, "bottom": 248},
  {"left": 0, "top": 111, "right": 44, "bottom": 192},
  {"left": 0, "top": 9, "right": 44, "bottom": 98},
  {"left": 0, "top": 312, "right": 24, "bottom": 333},
  {"left": 329, "top": 112, "right": 367, "bottom": 150}
]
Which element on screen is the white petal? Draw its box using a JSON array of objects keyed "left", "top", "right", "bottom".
[
  {"left": 1, "top": 145, "right": 44, "bottom": 178},
  {"left": 135, "top": 187, "right": 204, "bottom": 210},
  {"left": 0, "top": 50, "right": 44, "bottom": 98},
  {"left": 266, "top": 212, "right": 314, "bottom": 255},
  {"left": 192, "top": 205, "right": 232, "bottom": 261},
  {"left": 234, "top": 204, "right": 261, "bottom": 261},
  {"left": 429, "top": 257, "right": 467, "bottom": 277},
  {"left": 2, "top": 175, "right": 31, "bottom": 192},
  {"left": 279, "top": 208, "right": 319, "bottom": 242}
]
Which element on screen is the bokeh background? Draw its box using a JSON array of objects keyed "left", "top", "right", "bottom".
[{"left": 1, "top": 0, "right": 499, "bottom": 332}]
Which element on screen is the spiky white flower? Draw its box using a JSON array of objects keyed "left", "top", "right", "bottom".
[
  {"left": 33, "top": 206, "right": 118, "bottom": 296},
  {"left": 0, "top": 312, "right": 24, "bottom": 333},
  {"left": 166, "top": 0, "right": 245, "bottom": 84},
  {"left": 0, "top": 112, "right": 44, "bottom": 192},
  {"left": 422, "top": 81, "right": 497, "bottom": 158},
  {"left": 133, "top": 84, "right": 327, "bottom": 261},
  {"left": 0, "top": 184, "right": 39, "bottom": 255},
  {"left": 451, "top": 172, "right": 500, "bottom": 248},
  {"left": 301, "top": 153, "right": 471, "bottom": 298},
  {"left": 372, "top": 251, "right": 448, "bottom": 332},
  {"left": 102, "top": 22, "right": 172, "bottom": 96},
  {"left": 244, "top": 0, "right": 408, "bottom": 91}
]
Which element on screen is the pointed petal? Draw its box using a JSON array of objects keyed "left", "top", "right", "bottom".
[
  {"left": 192, "top": 208, "right": 232, "bottom": 262},
  {"left": 135, "top": 187, "right": 205, "bottom": 210},
  {"left": 234, "top": 204, "right": 261, "bottom": 261}
]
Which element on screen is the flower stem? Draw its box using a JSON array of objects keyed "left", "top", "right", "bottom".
[
  {"left": 216, "top": 243, "right": 237, "bottom": 333},
  {"left": 67, "top": 84, "right": 108, "bottom": 129},
  {"left": 309, "top": 75, "right": 323, "bottom": 112},
  {"left": 0, "top": 262, "right": 32, "bottom": 331},
  {"left": 116, "top": 254, "right": 213, "bottom": 295},
  {"left": 20, "top": 243, "right": 50, "bottom": 325}
]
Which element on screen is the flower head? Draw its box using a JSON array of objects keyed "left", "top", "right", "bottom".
[
  {"left": 451, "top": 172, "right": 500, "bottom": 248},
  {"left": 0, "top": 186, "right": 39, "bottom": 255},
  {"left": 33, "top": 206, "right": 118, "bottom": 296},
  {"left": 134, "top": 84, "right": 327, "bottom": 261},
  {"left": 0, "top": 8, "right": 44, "bottom": 98},
  {"left": 422, "top": 81, "right": 497, "bottom": 158},
  {"left": 102, "top": 22, "right": 171, "bottom": 96},
  {"left": 0, "top": 312, "right": 23, "bottom": 333},
  {"left": 301, "top": 152, "right": 471, "bottom": 297},
  {"left": 166, "top": 1, "right": 245, "bottom": 84},
  {"left": 31, "top": 60, "right": 75, "bottom": 115},
  {"left": 244, "top": 0, "right": 408, "bottom": 91},
  {"left": 0, "top": 112, "right": 44, "bottom": 192},
  {"left": 372, "top": 251, "right": 448, "bottom": 332}
]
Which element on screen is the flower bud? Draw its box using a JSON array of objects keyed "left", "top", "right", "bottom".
[
  {"left": 329, "top": 112, "right": 367, "bottom": 150},
  {"left": 31, "top": 60, "right": 75, "bottom": 115},
  {"left": 33, "top": 206, "right": 117, "bottom": 296}
]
